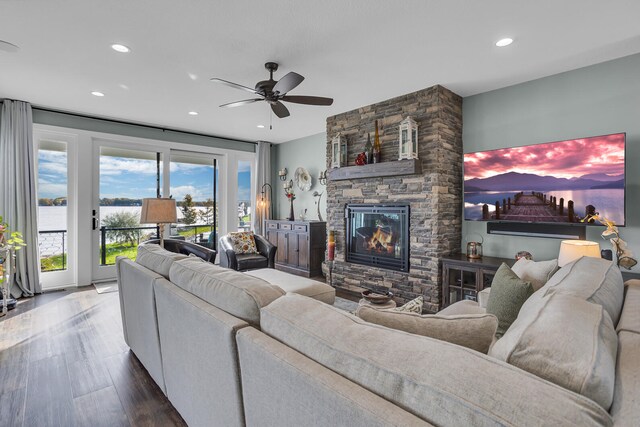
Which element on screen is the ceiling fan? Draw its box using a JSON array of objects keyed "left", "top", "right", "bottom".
[{"left": 210, "top": 62, "right": 333, "bottom": 119}]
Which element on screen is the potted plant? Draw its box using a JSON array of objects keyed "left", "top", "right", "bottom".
[{"left": 0, "top": 216, "right": 26, "bottom": 315}]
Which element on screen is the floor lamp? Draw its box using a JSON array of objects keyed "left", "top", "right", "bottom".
[
  {"left": 259, "top": 183, "right": 273, "bottom": 233},
  {"left": 140, "top": 198, "right": 177, "bottom": 248}
]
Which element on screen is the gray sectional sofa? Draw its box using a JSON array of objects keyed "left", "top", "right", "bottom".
[{"left": 117, "top": 244, "right": 640, "bottom": 427}]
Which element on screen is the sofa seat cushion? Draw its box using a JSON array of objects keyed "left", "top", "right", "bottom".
[
  {"left": 169, "top": 257, "right": 285, "bottom": 326},
  {"left": 236, "top": 253, "right": 268, "bottom": 270},
  {"left": 136, "top": 243, "right": 188, "bottom": 279},
  {"left": 617, "top": 280, "right": 640, "bottom": 334},
  {"left": 245, "top": 269, "right": 335, "bottom": 304},
  {"left": 610, "top": 331, "right": 640, "bottom": 426},
  {"left": 356, "top": 305, "right": 497, "bottom": 353},
  {"left": 490, "top": 293, "right": 618, "bottom": 410},
  {"left": 260, "top": 294, "right": 612, "bottom": 427},
  {"left": 511, "top": 258, "right": 559, "bottom": 291},
  {"left": 542, "top": 256, "right": 624, "bottom": 326},
  {"left": 486, "top": 263, "right": 534, "bottom": 338}
]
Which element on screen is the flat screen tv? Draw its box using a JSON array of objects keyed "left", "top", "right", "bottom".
[{"left": 464, "top": 133, "right": 625, "bottom": 226}]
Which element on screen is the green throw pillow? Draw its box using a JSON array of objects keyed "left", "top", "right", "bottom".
[{"left": 486, "top": 263, "right": 534, "bottom": 338}]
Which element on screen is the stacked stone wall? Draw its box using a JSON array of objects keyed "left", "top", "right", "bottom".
[{"left": 324, "top": 85, "right": 463, "bottom": 312}]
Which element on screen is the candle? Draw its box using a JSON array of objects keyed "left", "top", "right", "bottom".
[
  {"left": 328, "top": 242, "right": 335, "bottom": 261},
  {"left": 327, "top": 231, "right": 336, "bottom": 261}
]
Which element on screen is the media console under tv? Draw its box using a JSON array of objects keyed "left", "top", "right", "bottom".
[{"left": 486, "top": 221, "right": 586, "bottom": 240}]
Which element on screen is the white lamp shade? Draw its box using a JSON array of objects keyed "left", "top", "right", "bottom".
[
  {"left": 140, "top": 198, "right": 177, "bottom": 224},
  {"left": 558, "top": 240, "right": 601, "bottom": 267}
]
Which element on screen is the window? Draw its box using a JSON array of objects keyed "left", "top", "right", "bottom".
[
  {"left": 237, "top": 160, "right": 252, "bottom": 231},
  {"left": 170, "top": 152, "right": 218, "bottom": 250}
]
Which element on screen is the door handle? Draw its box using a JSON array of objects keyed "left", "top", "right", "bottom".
[{"left": 92, "top": 217, "right": 98, "bottom": 230}]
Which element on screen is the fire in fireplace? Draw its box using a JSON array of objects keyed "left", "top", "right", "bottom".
[{"left": 345, "top": 204, "right": 409, "bottom": 272}]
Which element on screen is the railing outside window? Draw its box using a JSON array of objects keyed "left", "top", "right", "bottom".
[
  {"left": 39, "top": 230, "right": 67, "bottom": 272},
  {"left": 39, "top": 224, "right": 218, "bottom": 270}
]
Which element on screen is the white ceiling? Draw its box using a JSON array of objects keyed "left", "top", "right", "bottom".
[{"left": 2, "top": 1, "right": 640, "bottom": 144}]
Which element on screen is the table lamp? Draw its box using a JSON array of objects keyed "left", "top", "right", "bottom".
[
  {"left": 140, "top": 198, "right": 177, "bottom": 248},
  {"left": 558, "top": 240, "right": 601, "bottom": 267}
]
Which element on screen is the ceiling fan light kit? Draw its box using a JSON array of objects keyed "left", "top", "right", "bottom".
[{"left": 210, "top": 62, "right": 334, "bottom": 119}]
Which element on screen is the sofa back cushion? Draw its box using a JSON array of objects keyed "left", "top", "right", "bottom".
[
  {"left": 610, "top": 330, "right": 640, "bottom": 426},
  {"left": 617, "top": 280, "right": 640, "bottom": 334},
  {"left": 169, "top": 257, "right": 284, "bottom": 326},
  {"left": 511, "top": 258, "right": 559, "bottom": 291},
  {"left": 542, "top": 256, "right": 624, "bottom": 326},
  {"left": 260, "top": 294, "right": 612, "bottom": 427},
  {"left": 136, "top": 243, "right": 188, "bottom": 279},
  {"left": 489, "top": 293, "right": 617, "bottom": 410},
  {"left": 356, "top": 305, "right": 497, "bottom": 354}
]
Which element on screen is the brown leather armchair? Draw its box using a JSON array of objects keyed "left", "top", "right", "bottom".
[
  {"left": 142, "top": 239, "right": 217, "bottom": 263},
  {"left": 218, "top": 234, "right": 276, "bottom": 271}
]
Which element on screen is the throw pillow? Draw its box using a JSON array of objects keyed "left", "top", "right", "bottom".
[
  {"left": 228, "top": 231, "right": 258, "bottom": 254},
  {"left": 393, "top": 295, "right": 423, "bottom": 313},
  {"left": 511, "top": 258, "right": 559, "bottom": 291},
  {"left": 486, "top": 263, "right": 534, "bottom": 338},
  {"left": 356, "top": 305, "right": 498, "bottom": 353},
  {"left": 489, "top": 293, "right": 617, "bottom": 410}
]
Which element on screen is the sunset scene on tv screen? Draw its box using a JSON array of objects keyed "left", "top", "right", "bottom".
[{"left": 463, "top": 133, "right": 625, "bottom": 225}]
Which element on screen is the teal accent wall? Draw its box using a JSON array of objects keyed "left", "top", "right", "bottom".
[
  {"left": 271, "top": 132, "right": 327, "bottom": 221},
  {"left": 31, "top": 108, "right": 256, "bottom": 152},
  {"left": 463, "top": 53, "right": 640, "bottom": 269}
]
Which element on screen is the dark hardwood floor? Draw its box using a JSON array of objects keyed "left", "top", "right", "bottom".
[{"left": 0, "top": 288, "right": 186, "bottom": 427}]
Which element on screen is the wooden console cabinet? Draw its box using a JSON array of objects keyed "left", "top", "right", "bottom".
[
  {"left": 441, "top": 254, "right": 515, "bottom": 309},
  {"left": 265, "top": 220, "right": 326, "bottom": 277}
]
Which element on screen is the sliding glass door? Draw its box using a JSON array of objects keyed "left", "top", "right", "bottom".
[
  {"left": 92, "top": 142, "right": 165, "bottom": 281},
  {"left": 169, "top": 151, "right": 219, "bottom": 251},
  {"left": 35, "top": 131, "right": 77, "bottom": 289}
]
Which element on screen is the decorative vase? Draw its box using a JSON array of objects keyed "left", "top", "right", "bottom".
[
  {"left": 288, "top": 198, "right": 295, "bottom": 221},
  {"left": 373, "top": 119, "right": 382, "bottom": 163},
  {"left": 364, "top": 133, "right": 373, "bottom": 164}
]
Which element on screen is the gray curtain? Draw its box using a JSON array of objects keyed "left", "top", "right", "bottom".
[
  {"left": 253, "top": 141, "right": 272, "bottom": 235},
  {"left": 0, "top": 100, "right": 41, "bottom": 296}
]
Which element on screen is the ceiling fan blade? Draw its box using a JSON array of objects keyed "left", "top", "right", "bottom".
[
  {"left": 273, "top": 72, "right": 304, "bottom": 95},
  {"left": 219, "top": 98, "right": 263, "bottom": 108},
  {"left": 271, "top": 101, "right": 290, "bottom": 118},
  {"left": 281, "top": 95, "right": 333, "bottom": 106},
  {"left": 210, "top": 78, "right": 258, "bottom": 95}
]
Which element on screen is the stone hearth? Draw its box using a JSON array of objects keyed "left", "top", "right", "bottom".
[{"left": 324, "top": 85, "right": 463, "bottom": 313}]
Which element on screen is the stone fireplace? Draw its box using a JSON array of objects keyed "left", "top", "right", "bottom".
[
  {"left": 324, "top": 85, "right": 463, "bottom": 313},
  {"left": 345, "top": 204, "right": 409, "bottom": 272}
]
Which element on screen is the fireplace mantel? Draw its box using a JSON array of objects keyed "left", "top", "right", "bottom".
[{"left": 327, "top": 159, "right": 421, "bottom": 181}]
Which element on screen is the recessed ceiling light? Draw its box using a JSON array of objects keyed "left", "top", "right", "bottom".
[
  {"left": 111, "top": 44, "right": 130, "bottom": 53},
  {"left": 496, "top": 38, "right": 514, "bottom": 47},
  {"left": 188, "top": 111, "right": 198, "bottom": 116},
  {"left": 91, "top": 91, "right": 105, "bottom": 97},
  {"left": 257, "top": 124, "right": 265, "bottom": 128}
]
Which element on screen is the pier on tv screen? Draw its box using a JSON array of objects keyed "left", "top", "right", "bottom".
[{"left": 464, "top": 133, "right": 625, "bottom": 226}]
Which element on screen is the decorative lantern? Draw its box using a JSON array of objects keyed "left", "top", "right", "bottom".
[
  {"left": 398, "top": 116, "right": 418, "bottom": 160},
  {"left": 331, "top": 133, "right": 347, "bottom": 168}
]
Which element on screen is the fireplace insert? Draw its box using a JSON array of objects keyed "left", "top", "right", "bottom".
[{"left": 345, "top": 204, "right": 409, "bottom": 272}]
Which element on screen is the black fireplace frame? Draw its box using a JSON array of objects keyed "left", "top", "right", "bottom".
[{"left": 345, "top": 204, "right": 410, "bottom": 272}]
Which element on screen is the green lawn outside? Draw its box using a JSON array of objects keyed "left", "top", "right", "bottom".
[
  {"left": 41, "top": 241, "right": 141, "bottom": 271},
  {"left": 176, "top": 225, "right": 215, "bottom": 238},
  {"left": 40, "top": 224, "right": 219, "bottom": 272}
]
